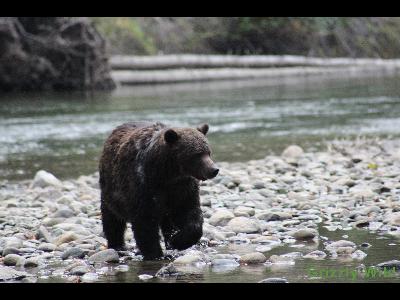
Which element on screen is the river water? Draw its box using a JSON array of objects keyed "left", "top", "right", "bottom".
[{"left": 2, "top": 73, "right": 400, "bottom": 181}]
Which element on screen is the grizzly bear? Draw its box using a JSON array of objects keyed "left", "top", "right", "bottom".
[{"left": 99, "top": 121, "right": 219, "bottom": 260}]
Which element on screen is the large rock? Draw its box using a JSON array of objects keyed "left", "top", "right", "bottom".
[
  {"left": 208, "top": 209, "right": 235, "bottom": 226},
  {"left": 0, "top": 237, "right": 23, "bottom": 249},
  {"left": 290, "top": 228, "right": 318, "bottom": 240},
  {"left": 281, "top": 145, "right": 304, "bottom": 158},
  {"left": 349, "top": 185, "right": 376, "bottom": 200},
  {"left": 88, "top": 249, "right": 119, "bottom": 263},
  {"left": 2, "top": 247, "right": 21, "bottom": 256},
  {"left": 376, "top": 260, "right": 400, "bottom": 271},
  {"left": 255, "top": 211, "right": 292, "bottom": 221},
  {"left": 0, "top": 17, "right": 115, "bottom": 91},
  {"left": 173, "top": 253, "right": 204, "bottom": 265},
  {"left": 3, "top": 254, "right": 25, "bottom": 266},
  {"left": 240, "top": 252, "right": 267, "bottom": 264},
  {"left": 38, "top": 242, "right": 57, "bottom": 252},
  {"left": 303, "top": 250, "right": 327, "bottom": 259},
  {"left": 30, "top": 170, "right": 62, "bottom": 188},
  {"left": 69, "top": 264, "right": 95, "bottom": 275},
  {"left": 326, "top": 240, "right": 356, "bottom": 254},
  {"left": 233, "top": 206, "right": 255, "bottom": 217},
  {"left": 61, "top": 247, "right": 86, "bottom": 260},
  {"left": 24, "top": 257, "right": 41, "bottom": 268},
  {"left": 54, "top": 232, "right": 80, "bottom": 246},
  {"left": 211, "top": 258, "right": 240, "bottom": 270},
  {"left": 36, "top": 225, "right": 53, "bottom": 243},
  {"left": 384, "top": 212, "right": 400, "bottom": 226},
  {"left": 225, "top": 217, "right": 261, "bottom": 233}
]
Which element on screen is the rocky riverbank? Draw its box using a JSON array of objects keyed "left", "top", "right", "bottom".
[{"left": 1, "top": 138, "right": 400, "bottom": 283}]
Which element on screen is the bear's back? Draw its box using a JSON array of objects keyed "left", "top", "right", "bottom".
[{"left": 100, "top": 121, "right": 166, "bottom": 169}]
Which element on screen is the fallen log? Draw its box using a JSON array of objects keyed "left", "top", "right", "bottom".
[
  {"left": 110, "top": 54, "right": 400, "bottom": 70},
  {"left": 111, "top": 65, "right": 400, "bottom": 85}
]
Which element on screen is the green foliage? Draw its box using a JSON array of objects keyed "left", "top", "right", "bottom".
[
  {"left": 91, "top": 17, "right": 400, "bottom": 58},
  {"left": 91, "top": 17, "right": 156, "bottom": 55}
]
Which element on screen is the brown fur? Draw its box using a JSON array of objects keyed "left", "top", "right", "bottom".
[{"left": 99, "top": 121, "right": 218, "bottom": 260}]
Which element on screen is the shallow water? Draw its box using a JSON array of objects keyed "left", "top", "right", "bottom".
[
  {"left": 34, "top": 224, "right": 400, "bottom": 283},
  {"left": 2, "top": 73, "right": 400, "bottom": 181}
]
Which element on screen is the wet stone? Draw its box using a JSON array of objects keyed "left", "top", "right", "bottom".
[
  {"left": 2, "top": 247, "right": 21, "bottom": 256},
  {"left": 173, "top": 254, "right": 204, "bottom": 265},
  {"left": 253, "top": 181, "right": 266, "bottom": 189},
  {"left": 208, "top": 209, "right": 235, "bottom": 227},
  {"left": 268, "top": 255, "right": 295, "bottom": 265},
  {"left": 3, "top": 254, "right": 25, "bottom": 266},
  {"left": 304, "top": 250, "right": 327, "bottom": 260},
  {"left": 81, "top": 272, "right": 99, "bottom": 282},
  {"left": 225, "top": 217, "right": 261, "bottom": 233},
  {"left": 54, "top": 232, "right": 80, "bottom": 246},
  {"left": 88, "top": 249, "right": 120, "bottom": 264},
  {"left": 211, "top": 258, "right": 239, "bottom": 266},
  {"left": 30, "top": 170, "right": 62, "bottom": 188},
  {"left": 256, "top": 211, "right": 291, "bottom": 221},
  {"left": 138, "top": 274, "right": 154, "bottom": 280},
  {"left": 69, "top": 265, "right": 95, "bottom": 276},
  {"left": 61, "top": 247, "right": 86, "bottom": 260},
  {"left": 351, "top": 250, "right": 367, "bottom": 260},
  {"left": 52, "top": 209, "right": 75, "bottom": 219},
  {"left": 24, "top": 257, "right": 41, "bottom": 268},
  {"left": 326, "top": 240, "right": 356, "bottom": 252},
  {"left": 376, "top": 260, "right": 400, "bottom": 271},
  {"left": 360, "top": 242, "right": 372, "bottom": 248},
  {"left": 155, "top": 263, "right": 180, "bottom": 277},
  {"left": 38, "top": 243, "right": 56, "bottom": 252},
  {"left": 240, "top": 252, "right": 267, "bottom": 264},
  {"left": 291, "top": 228, "right": 318, "bottom": 240},
  {"left": 282, "top": 145, "right": 304, "bottom": 159}
]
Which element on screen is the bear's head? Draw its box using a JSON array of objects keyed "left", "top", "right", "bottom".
[{"left": 163, "top": 123, "right": 219, "bottom": 181}]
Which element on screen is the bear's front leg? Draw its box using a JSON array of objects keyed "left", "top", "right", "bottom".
[
  {"left": 168, "top": 207, "right": 203, "bottom": 250},
  {"left": 131, "top": 197, "right": 163, "bottom": 260},
  {"left": 165, "top": 178, "right": 204, "bottom": 251}
]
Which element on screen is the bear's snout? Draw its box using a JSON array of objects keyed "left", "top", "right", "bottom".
[
  {"left": 201, "top": 155, "right": 219, "bottom": 180},
  {"left": 208, "top": 167, "right": 219, "bottom": 179}
]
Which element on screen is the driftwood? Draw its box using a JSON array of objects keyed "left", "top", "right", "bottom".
[
  {"left": 0, "top": 17, "right": 116, "bottom": 91},
  {"left": 111, "top": 65, "right": 400, "bottom": 85},
  {"left": 110, "top": 54, "right": 400, "bottom": 70}
]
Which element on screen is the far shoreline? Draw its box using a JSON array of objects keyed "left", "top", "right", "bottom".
[{"left": 110, "top": 54, "right": 400, "bottom": 86}]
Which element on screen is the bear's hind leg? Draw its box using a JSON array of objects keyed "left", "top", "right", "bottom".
[{"left": 101, "top": 201, "right": 127, "bottom": 250}]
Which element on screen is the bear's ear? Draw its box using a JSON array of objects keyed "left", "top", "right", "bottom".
[
  {"left": 164, "top": 128, "right": 179, "bottom": 144},
  {"left": 197, "top": 123, "right": 209, "bottom": 135}
]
